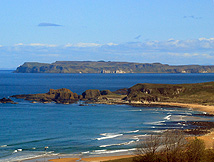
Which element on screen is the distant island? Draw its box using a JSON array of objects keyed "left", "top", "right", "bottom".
[{"left": 14, "top": 61, "right": 214, "bottom": 73}]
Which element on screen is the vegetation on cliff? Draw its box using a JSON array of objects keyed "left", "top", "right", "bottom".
[
  {"left": 127, "top": 82, "right": 214, "bottom": 105},
  {"left": 14, "top": 61, "right": 214, "bottom": 73}
]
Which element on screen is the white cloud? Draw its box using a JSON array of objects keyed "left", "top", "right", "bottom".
[
  {"left": 106, "top": 43, "right": 118, "bottom": 46},
  {"left": 14, "top": 43, "right": 24, "bottom": 46},
  {"left": 202, "top": 53, "right": 214, "bottom": 58},
  {"left": 29, "top": 43, "right": 57, "bottom": 47},
  {"left": 14, "top": 43, "right": 57, "bottom": 47},
  {"left": 168, "top": 52, "right": 213, "bottom": 59},
  {"left": 199, "top": 38, "right": 214, "bottom": 41},
  {"left": 2, "top": 38, "right": 214, "bottom": 68},
  {"left": 65, "top": 42, "right": 118, "bottom": 48},
  {"left": 65, "top": 43, "right": 102, "bottom": 47}
]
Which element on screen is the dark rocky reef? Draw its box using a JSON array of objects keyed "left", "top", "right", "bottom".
[
  {"left": 0, "top": 98, "right": 17, "bottom": 104},
  {"left": 12, "top": 88, "right": 79, "bottom": 104},
  {"left": 182, "top": 121, "right": 214, "bottom": 135}
]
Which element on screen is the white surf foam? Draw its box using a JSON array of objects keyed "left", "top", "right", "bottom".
[
  {"left": 99, "top": 140, "right": 136, "bottom": 148},
  {"left": 13, "top": 149, "right": 22, "bottom": 153},
  {"left": 0, "top": 145, "right": 7, "bottom": 148},
  {"left": 96, "top": 133, "right": 123, "bottom": 140},
  {"left": 133, "top": 134, "right": 148, "bottom": 140},
  {"left": 164, "top": 115, "right": 171, "bottom": 120},
  {"left": 90, "top": 148, "right": 136, "bottom": 155},
  {"left": 129, "top": 109, "right": 142, "bottom": 112},
  {"left": 144, "top": 121, "right": 165, "bottom": 125},
  {"left": 0, "top": 151, "right": 58, "bottom": 162},
  {"left": 126, "top": 130, "right": 139, "bottom": 133}
]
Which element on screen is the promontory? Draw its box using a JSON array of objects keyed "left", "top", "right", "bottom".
[{"left": 14, "top": 61, "right": 214, "bottom": 73}]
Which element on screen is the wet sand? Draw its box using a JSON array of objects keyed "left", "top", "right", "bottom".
[
  {"left": 49, "top": 155, "right": 134, "bottom": 162},
  {"left": 150, "top": 102, "right": 214, "bottom": 115}
]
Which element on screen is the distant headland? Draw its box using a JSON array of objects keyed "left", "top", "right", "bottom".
[{"left": 14, "top": 61, "right": 214, "bottom": 73}]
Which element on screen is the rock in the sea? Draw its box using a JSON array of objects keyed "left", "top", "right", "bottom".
[
  {"left": 82, "top": 89, "right": 101, "bottom": 100},
  {"left": 12, "top": 88, "right": 79, "bottom": 104},
  {"left": 48, "top": 88, "right": 79, "bottom": 100},
  {"left": 0, "top": 98, "right": 17, "bottom": 104}
]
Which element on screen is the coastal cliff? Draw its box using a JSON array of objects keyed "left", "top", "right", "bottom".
[{"left": 14, "top": 61, "right": 214, "bottom": 73}]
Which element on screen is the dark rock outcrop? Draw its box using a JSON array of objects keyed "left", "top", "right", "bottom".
[
  {"left": 113, "top": 88, "right": 128, "bottom": 95},
  {"left": 82, "top": 89, "right": 101, "bottom": 100},
  {"left": 0, "top": 98, "right": 17, "bottom": 104},
  {"left": 100, "top": 90, "right": 113, "bottom": 95},
  {"left": 12, "top": 88, "right": 79, "bottom": 104}
]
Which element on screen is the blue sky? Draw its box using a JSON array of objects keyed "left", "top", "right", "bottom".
[{"left": 0, "top": 0, "right": 214, "bottom": 69}]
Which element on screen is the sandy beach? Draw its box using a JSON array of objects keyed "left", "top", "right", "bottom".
[
  {"left": 49, "top": 155, "right": 134, "bottom": 162},
  {"left": 150, "top": 102, "right": 214, "bottom": 115}
]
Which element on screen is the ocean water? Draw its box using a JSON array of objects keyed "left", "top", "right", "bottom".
[{"left": 0, "top": 71, "right": 214, "bottom": 161}]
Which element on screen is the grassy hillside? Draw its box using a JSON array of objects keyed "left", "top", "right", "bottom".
[{"left": 127, "top": 82, "right": 214, "bottom": 105}]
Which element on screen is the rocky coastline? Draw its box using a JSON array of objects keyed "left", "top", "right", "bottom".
[
  {"left": 10, "top": 82, "right": 214, "bottom": 135},
  {"left": 11, "top": 81, "right": 214, "bottom": 107},
  {"left": 0, "top": 97, "right": 17, "bottom": 104}
]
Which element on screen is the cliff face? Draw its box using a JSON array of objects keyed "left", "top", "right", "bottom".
[{"left": 14, "top": 61, "right": 214, "bottom": 73}]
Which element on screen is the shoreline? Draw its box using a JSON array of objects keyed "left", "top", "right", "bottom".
[
  {"left": 22, "top": 151, "right": 136, "bottom": 162},
  {"left": 49, "top": 155, "right": 135, "bottom": 162},
  {"left": 141, "top": 102, "right": 214, "bottom": 115},
  {"left": 93, "top": 98, "right": 214, "bottom": 115},
  {"left": 23, "top": 102, "right": 214, "bottom": 162}
]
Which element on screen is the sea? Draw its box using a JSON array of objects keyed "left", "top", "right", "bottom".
[{"left": 0, "top": 71, "right": 214, "bottom": 162}]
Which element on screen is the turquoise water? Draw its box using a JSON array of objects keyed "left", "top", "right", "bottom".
[{"left": 0, "top": 71, "right": 214, "bottom": 161}]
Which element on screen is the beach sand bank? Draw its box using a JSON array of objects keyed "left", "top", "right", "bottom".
[
  {"left": 48, "top": 155, "right": 134, "bottom": 162},
  {"left": 150, "top": 102, "right": 214, "bottom": 115}
]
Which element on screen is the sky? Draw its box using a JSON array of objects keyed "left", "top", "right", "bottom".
[{"left": 0, "top": 0, "right": 214, "bottom": 69}]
